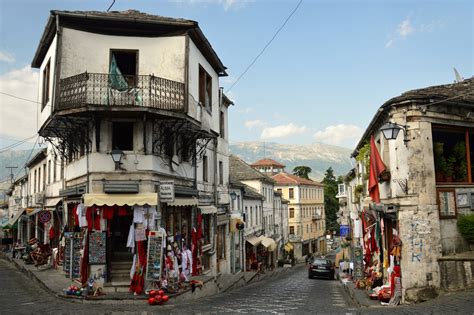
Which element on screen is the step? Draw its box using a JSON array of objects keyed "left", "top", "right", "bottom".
[{"left": 110, "top": 264, "right": 132, "bottom": 271}]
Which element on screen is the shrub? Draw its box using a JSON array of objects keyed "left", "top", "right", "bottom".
[{"left": 457, "top": 214, "right": 474, "bottom": 244}]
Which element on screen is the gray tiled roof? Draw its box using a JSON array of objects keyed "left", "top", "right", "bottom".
[{"left": 229, "top": 155, "right": 275, "bottom": 184}]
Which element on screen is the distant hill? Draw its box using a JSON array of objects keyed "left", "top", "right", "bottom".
[
  {"left": 229, "top": 141, "right": 353, "bottom": 180},
  {"left": 0, "top": 149, "right": 38, "bottom": 199}
]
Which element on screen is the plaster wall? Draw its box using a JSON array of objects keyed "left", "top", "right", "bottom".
[{"left": 37, "top": 35, "right": 58, "bottom": 131}]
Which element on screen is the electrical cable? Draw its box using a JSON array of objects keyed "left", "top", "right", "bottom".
[
  {"left": 0, "top": 135, "right": 37, "bottom": 153},
  {"left": 226, "top": 0, "right": 303, "bottom": 93}
]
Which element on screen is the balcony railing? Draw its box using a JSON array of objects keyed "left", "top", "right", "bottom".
[{"left": 57, "top": 72, "right": 185, "bottom": 112}]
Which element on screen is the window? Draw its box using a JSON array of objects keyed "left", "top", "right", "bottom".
[
  {"left": 219, "top": 111, "right": 225, "bottom": 138},
  {"left": 307, "top": 225, "right": 309, "bottom": 233},
  {"left": 42, "top": 59, "right": 50, "bottom": 110},
  {"left": 277, "top": 188, "right": 282, "bottom": 195},
  {"left": 47, "top": 160, "right": 51, "bottom": 184},
  {"left": 42, "top": 164, "right": 46, "bottom": 191},
  {"left": 34, "top": 170, "right": 37, "bottom": 193},
  {"left": 432, "top": 125, "right": 471, "bottom": 183},
  {"left": 199, "top": 65, "right": 212, "bottom": 110},
  {"left": 217, "top": 224, "right": 226, "bottom": 260},
  {"left": 289, "top": 226, "right": 295, "bottom": 235},
  {"left": 112, "top": 122, "right": 134, "bottom": 151},
  {"left": 244, "top": 206, "right": 248, "bottom": 223},
  {"left": 53, "top": 156, "right": 57, "bottom": 182},
  {"left": 289, "top": 208, "right": 294, "bottom": 218},
  {"left": 110, "top": 50, "right": 138, "bottom": 87},
  {"left": 297, "top": 225, "right": 301, "bottom": 236},
  {"left": 437, "top": 188, "right": 457, "bottom": 218},
  {"left": 60, "top": 159, "right": 64, "bottom": 179},
  {"left": 219, "top": 161, "right": 223, "bottom": 185},
  {"left": 203, "top": 155, "right": 208, "bottom": 182},
  {"left": 289, "top": 188, "right": 294, "bottom": 199}
]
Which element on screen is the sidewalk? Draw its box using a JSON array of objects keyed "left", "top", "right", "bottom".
[
  {"left": 337, "top": 271, "right": 379, "bottom": 308},
  {"left": 0, "top": 251, "right": 299, "bottom": 303}
]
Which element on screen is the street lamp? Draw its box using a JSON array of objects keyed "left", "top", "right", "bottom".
[
  {"left": 380, "top": 122, "right": 409, "bottom": 147},
  {"left": 110, "top": 149, "right": 124, "bottom": 170}
]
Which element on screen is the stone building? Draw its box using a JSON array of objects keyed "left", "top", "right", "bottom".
[
  {"left": 28, "top": 9, "right": 234, "bottom": 291},
  {"left": 351, "top": 78, "right": 474, "bottom": 302}
]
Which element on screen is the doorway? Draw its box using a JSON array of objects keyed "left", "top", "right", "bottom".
[{"left": 110, "top": 210, "right": 133, "bottom": 261}]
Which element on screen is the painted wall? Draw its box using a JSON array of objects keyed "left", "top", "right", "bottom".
[{"left": 37, "top": 35, "right": 58, "bottom": 132}]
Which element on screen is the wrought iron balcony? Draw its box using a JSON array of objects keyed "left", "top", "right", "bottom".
[{"left": 57, "top": 72, "right": 185, "bottom": 112}]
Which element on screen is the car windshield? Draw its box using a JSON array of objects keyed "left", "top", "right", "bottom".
[{"left": 311, "top": 259, "right": 329, "bottom": 266}]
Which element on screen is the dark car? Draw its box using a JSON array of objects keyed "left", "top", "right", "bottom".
[{"left": 308, "top": 258, "right": 335, "bottom": 279}]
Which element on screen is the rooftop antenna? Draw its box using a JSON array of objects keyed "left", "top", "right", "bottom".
[
  {"left": 5, "top": 166, "right": 18, "bottom": 183},
  {"left": 453, "top": 67, "right": 464, "bottom": 83}
]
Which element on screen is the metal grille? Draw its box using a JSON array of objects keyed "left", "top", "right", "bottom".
[{"left": 57, "top": 72, "right": 185, "bottom": 112}]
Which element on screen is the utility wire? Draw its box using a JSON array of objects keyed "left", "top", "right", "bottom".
[
  {"left": 107, "top": 0, "right": 116, "bottom": 12},
  {"left": 226, "top": 0, "right": 303, "bottom": 93},
  {"left": 0, "top": 135, "right": 37, "bottom": 153}
]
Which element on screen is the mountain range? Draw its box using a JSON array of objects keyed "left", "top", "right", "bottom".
[{"left": 229, "top": 141, "right": 354, "bottom": 180}]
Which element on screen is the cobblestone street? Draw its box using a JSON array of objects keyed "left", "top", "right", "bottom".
[{"left": 1, "top": 259, "right": 473, "bottom": 314}]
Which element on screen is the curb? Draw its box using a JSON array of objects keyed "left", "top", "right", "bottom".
[{"left": 337, "top": 272, "right": 361, "bottom": 308}]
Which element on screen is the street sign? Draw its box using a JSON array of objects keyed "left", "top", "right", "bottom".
[
  {"left": 340, "top": 225, "right": 349, "bottom": 237},
  {"left": 38, "top": 210, "right": 51, "bottom": 223},
  {"left": 159, "top": 181, "right": 175, "bottom": 203}
]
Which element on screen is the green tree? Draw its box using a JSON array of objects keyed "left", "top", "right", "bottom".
[
  {"left": 292, "top": 166, "right": 312, "bottom": 179},
  {"left": 322, "top": 167, "right": 342, "bottom": 234}
]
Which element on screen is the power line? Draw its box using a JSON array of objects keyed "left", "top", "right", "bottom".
[
  {"left": 0, "top": 135, "right": 37, "bottom": 153},
  {"left": 226, "top": 0, "right": 303, "bottom": 93}
]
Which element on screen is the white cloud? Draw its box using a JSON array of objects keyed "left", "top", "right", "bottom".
[
  {"left": 0, "top": 66, "right": 39, "bottom": 140},
  {"left": 261, "top": 123, "right": 308, "bottom": 140},
  {"left": 385, "top": 17, "right": 414, "bottom": 48},
  {"left": 171, "top": 0, "right": 250, "bottom": 11},
  {"left": 244, "top": 119, "right": 266, "bottom": 130},
  {"left": 397, "top": 18, "right": 413, "bottom": 37},
  {"left": 313, "top": 124, "right": 363, "bottom": 148},
  {"left": 0, "top": 51, "right": 15, "bottom": 63}
]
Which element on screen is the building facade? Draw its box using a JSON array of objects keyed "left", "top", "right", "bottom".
[
  {"left": 350, "top": 78, "right": 474, "bottom": 303},
  {"left": 26, "top": 9, "right": 234, "bottom": 291}
]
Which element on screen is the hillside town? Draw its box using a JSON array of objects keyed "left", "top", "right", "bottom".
[{"left": 0, "top": 4, "right": 473, "bottom": 315}]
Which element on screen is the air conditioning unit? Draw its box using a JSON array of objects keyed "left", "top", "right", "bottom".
[{"left": 34, "top": 192, "right": 45, "bottom": 205}]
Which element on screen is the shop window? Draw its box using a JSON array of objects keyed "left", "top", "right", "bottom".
[
  {"left": 289, "top": 226, "right": 295, "bottom": 235},
  {"left": 202, "top": 214, "right": 211, "bottom": 245},
  {"left": 437, "top": 188, "right": 457, "bottom": 219},
  {"left": 217, "top": 224, "right": 226, "bottom": 260},
  {"left": 432, "top": 126, "right": 470, "bottom": 183},
  {"left": 289, "top": 188, "right": 294, "bottom": 199},
  {"left": 112, "top": 122, "right": 134, "bottom": 151},
  {"left": 203, "top": 155, "right": 208, "bottom": 182},
  {"left": 289, "top": 208, "right": 294, "bottom": 218},
  {"left": 42, "top": 59, "right": 50, "bottom": 111},
  {"left": 199, "top": 65, "right": 212, "bottom": 111}
]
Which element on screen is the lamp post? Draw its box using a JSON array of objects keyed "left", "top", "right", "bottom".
[
  {"left": 110, "top": 149, "right": 124, "bottom": 170},
  {"left": 380, "top": 122, "right": 409, "bottom": 147}
]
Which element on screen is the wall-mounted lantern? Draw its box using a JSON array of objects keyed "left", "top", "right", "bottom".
[
  {"left": 110, "top": 149, "right": 124, "bottom": 170},
  {"left": 380, "top": 122, "right": 409, "bottom": 147}
]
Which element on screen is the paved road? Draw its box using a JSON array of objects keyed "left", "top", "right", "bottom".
[{"left": 1, "top": 259, "right": 473, "bottom": 314}]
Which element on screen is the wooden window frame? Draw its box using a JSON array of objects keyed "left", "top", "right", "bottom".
[
  {"left": 199, "top": 65, "right": 212, "bottom": 112},
  {"left": 41, "top": 59, "right": 50, "bottom": 111},
  {"left": 289, "top": 188, "right": 294, "bottom": 199},
  {"left": 203, "top": 155, "right": 208, "bottom": 182},
  {"left": 289, "top": 207, "right": 294, "bottom": 218},
  {"left": 437, "top": 188, "right": 458, "bottom": 219},
  {"left": 432, "top": 124, "right": 472, "bottom": 184}
]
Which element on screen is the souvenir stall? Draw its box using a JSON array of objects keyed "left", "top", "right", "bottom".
[{"left": 352, "top": 208, "right": 402, "bottom": 306}]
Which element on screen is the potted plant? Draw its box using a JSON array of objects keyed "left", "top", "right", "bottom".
[
  {"left": 378, "top": 170, "right": 391, "bottom": 183},
  {"left": 452, "top": 141, "right": 468, "bottom": 182}
]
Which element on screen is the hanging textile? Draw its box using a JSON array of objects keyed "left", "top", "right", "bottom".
[
  {"left": 129, "top": 240, "right": 147, "bottom": 294},
  {"left": 368, "top": 135, "right": 386, "bottom": 204},
  {"left": 109, "top": 55, "right": 128, "bottom": 92}
]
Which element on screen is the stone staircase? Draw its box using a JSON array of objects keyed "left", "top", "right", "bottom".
[{"left": 104, "top": 260, "right": 132, "bottom": 293}]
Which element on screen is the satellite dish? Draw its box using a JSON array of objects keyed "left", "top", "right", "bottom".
[{"left": 453, "top": 67, "right": 464, "bottom": 83}]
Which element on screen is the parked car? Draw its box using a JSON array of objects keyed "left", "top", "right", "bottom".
[{"left": 308, "top": 258, "right": 335, "bottom": 279}]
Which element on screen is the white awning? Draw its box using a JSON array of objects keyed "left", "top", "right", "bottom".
[
  {"left": 200, "top": 205, "right": 218, "bottom": 214},
  {"left": 246, "top": 235, "right": 262, "bottom": 246},
  {"left": 8, "top": 209, "right": 25, "bottom": 226},
  {"left": 261, "top": 236, "right": 277, "bottom": 251},
  {"left": 167, "top": 197, "right": 198, "bottom": 207},
  {"left": 27, "top": 208, "right": 42, "bottom": 216},
  {"left": 84, "top": 193, "right": 158, "bottom": 207},
  {"left": 44, "top": 197, "right": 62, "bottom": 208}
]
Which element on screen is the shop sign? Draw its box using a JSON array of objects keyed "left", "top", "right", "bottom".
[
  {"left": 340, "top": 225, "right": 349, "bottom": 237},
  {"left": 38, "top": 210, "right": 52, "bottom": 223},
  {"left": 159, "top": 181, "right": 175, "bottom": 203}
]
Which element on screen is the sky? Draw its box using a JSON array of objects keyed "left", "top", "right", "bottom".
[{"left": 0, "top": 0, "right": 472, "bottom": 151}]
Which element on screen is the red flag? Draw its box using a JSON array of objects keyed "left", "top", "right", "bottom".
[{"left": 368, "top": 135, "right": 386, "bottom": 204}]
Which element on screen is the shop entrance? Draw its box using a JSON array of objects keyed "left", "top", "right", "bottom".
[{"left": 110, "top": 211, "right": 133, "bottom": 261}]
